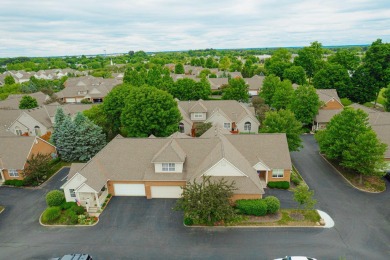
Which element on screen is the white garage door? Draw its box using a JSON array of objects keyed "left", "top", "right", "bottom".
[
  {"left": 114, "top": 184, "right": 146, "bottom": 196},
  {"left": 66, "top": 98, "right": 76, "bottom": 103},
  {"left": 151, "top": 186, "right": 183, "bottom": 198}
]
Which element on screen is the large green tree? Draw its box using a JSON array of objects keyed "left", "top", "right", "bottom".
[
  {"left": 260, "top": 109, "right": 303, "bottom": 151},
  {"left": 23, "top": 153, "right": 52, "bottom": 185},
  {"left": 350, "top": 66, "right": 378, "bottom": 103},
  {"left": 265, "top": 48, "right": 292, "bottom": 79},
  {"left": 283, "top": 65, "right": 307, "bottom": 85},
  {"left": 219, "top": 56, "right": 231, "bottom": 71},
  {"left": 174, "top": 63, "right": 185, "bottom": 74},
  {"left": 102, "top": 84, "right": 133, "bottom": 136},
  {"left": 19, "top": 95, "right": 38, "bottom": 109},
  {"left": 355, "top": 39, "right": 390, "bottom": 105},
  {"left": 294, "top": 41, "right": 325, "bottom": 81},
  {"left": 123, "top": 68, "right": 147, "bottom": 86},
  {"left": 222, "top": 77, "right": 249, "bottom": 102},
  {"left": 328, "top": 49, "right": 360, "bottom": 71},
  {"left": 175, "top": 176, "right": 237, "bottom": 226},
  {"left": 120, "top": 86, "right": 182, "bottom": 137},
  {"left": 312, "top": 63, "right": 352, "bottom": 98},
  {"left": 271, "top": 79, "right": 294, "bottom": 110},
  {"left": 315, "top": 108, "right": 387, "bottom": 183},
  {"left": 169, "top": 78, "right": 211, "bottom": 101},
  {"left": 260, "top": 74, "right": 280, "bottom": 105},
  {"left": 289, "top": 85, "right": 321, "bottom": 125},
  {"left": 4, "top": 75, "right": 15, "bottom": 85},
  {"left": 383, "top": 85, "right": 390, "bottom": 111}
]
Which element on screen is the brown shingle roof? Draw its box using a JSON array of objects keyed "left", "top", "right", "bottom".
[
  {"left": 0, "top": 92, "right": 48, "bottom": 109},
  {"left": 316, "top": 89, "right": 342, "bottom": 105},
  {"left": 314, "top": 109, "right": 343, "bottom": 123},
  {"left": 0, "top": 136, "right": 36, "bottom": 169}
]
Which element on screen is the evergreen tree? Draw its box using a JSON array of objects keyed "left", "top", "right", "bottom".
[
  {"left": 56, "top": 116, "right": 78, "bottom": 162},
  {"left": 51, "top": 107, "right": 66, "bottom": 145}
]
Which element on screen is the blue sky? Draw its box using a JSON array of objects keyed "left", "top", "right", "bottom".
[{"left": 1, "top": 0, "right": 389, "bottom": 57}]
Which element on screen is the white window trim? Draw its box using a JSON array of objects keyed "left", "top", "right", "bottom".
[
  {"left": 15, "top": 128, "right": 22, "bottom": 136},
  {"left": 193, "top": 113, "right": 203, "bottom": 119},
  {"left": 272, "top": 169, "right": 284, "bottom": 178},
  {"left": 69, "top": 189, "right": 76, "bottom": 198},
  {"left": 9, "top": 169, "right": 19, "bottom": 177},
  {"left": 223, "top": 123, "right": 231, "bottom": 129},
  {"left": 162, "top": 163, "right": 175, "bottom": 172}
]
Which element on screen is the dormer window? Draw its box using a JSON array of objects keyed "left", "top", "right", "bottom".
[
  {"left": 78, "top": 90, "right": 88, "bottom": 95},
  {"left": 162, "top": 163, "right": 175, "bottom": 172},
  {"left": 193, "top": 113, "right": 203, "bottom": 119}
]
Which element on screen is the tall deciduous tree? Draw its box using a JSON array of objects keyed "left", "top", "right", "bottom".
[
  {"left": 102, "top": 84, "right": 133, "bottom": 136},
  {"left": 328, "top": 49, "right": 360, "bottom": 71},
  {"left": 271, "top": 79, "right": 294, "bottom": 110},
  {"left": 294, "top": 41, "right": 325, "bottom": 81},
  {"left": 260, "top": 74, "right": 280, "bottom": 105},
  {"left": 350, "top": 66, "right": 378, "bottom": 103},
  {"left": 260, "top": 109, "right": 303, "bottom": 151},
  {"left": 123, "top": 68, "right": 146, "bottom": 86},
  {"left": 120, "top": 86, "right": 182, "bottom": 137},
  {"left": 312, "top": 63, "right": 352, "bottom": 98},
  {"left": 222, "top": 77, "right": 249, "bottom": 102},
  {"left": 23, "top": 153, "right": 52, "bottom": 185},
  {"left": 315, "top": 108, "right": 387, "bottom": 184},
  {"left": 358, "top": 39, "right": 390, "bottom": 105},
  {"left": 265, "top": 48, "right": 292, "bottom": 79},
  {"left": 283, "top": 65, "right": 307, "bottom": 85},
  {"left": 219, "top": 56, "right": 231, "bottom": 71},
  {"left": 175, "top": 176, "right": 237, "bottom": 226},
  {"left": 19, "top": 95, "right": 38, "bottom": 109},
  {"left": 289, "top": 85, "right": 320, "bottom": 125},
  {"left": 169, "top": 78, "right": 211, "bottom": 101},
  {"left": 4, "top": 75, "right": 15, "bottom": 85}
]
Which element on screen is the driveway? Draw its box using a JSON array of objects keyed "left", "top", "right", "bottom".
[{"left": 0, "top": 137, "right": 389, "bottom": 259}]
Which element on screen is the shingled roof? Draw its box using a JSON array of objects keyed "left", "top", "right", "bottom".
[
  {"left": 0, "top": 136, "right": 37, "bottom": 169},
  {"left": 72, "top": 133, "right": 291, "bottom": 194}
]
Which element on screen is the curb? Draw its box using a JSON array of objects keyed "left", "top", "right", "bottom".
[
  {"left": 39, "top": 211, "right": 99, "bottom": 227},
  {"left": 319, "top": 153, "right": 384, "bottom": 194},
  {"left": 0, "top": 207, "right": 4, "bottom": 214}
]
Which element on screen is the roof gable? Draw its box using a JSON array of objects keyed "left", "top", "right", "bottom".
[
  {"left": 203, "top": 158, "right": 247, "bottom": 177},
  {"left": 151, "top": 139, "right": 186, "bottom": 163}
]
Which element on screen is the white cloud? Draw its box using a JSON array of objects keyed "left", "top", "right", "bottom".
[{"left": 0, "top": 0, "right": 389, "bottom": 57}]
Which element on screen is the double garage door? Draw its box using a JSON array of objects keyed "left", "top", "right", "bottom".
[{"left": 113, "top": 184, "right": 182, "bottom": 198}]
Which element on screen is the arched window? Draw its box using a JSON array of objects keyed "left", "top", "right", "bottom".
[
  {"left": 34, "top": 126, "right": 41, "bottom": 136},
  {"left": 178, "top": 123, "right": 185, "bottom": 133},
  {"left": 15, "top": 126, "right": 22, "bottom": 136},
  {"left": 244, "top": 122, "right": 251, "bottom": 131}
]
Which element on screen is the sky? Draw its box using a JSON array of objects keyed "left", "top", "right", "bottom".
[{"left": 1, "top": 0, "right": 389, "bottom": 58}]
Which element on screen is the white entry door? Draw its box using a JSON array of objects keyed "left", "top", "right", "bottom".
[{"left": 113, "top": 184, "right": 146, "bottom": 196}]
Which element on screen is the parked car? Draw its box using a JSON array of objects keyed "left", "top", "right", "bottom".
[
  {"left": 51, "top": 254, "right": 93, "bottom": 260},
  {"left": 274, "top": 257, "right": 317, "bottom": 260}
]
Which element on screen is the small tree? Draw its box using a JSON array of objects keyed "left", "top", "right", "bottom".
[
  {"left": 4, "top": 75, "right": 15, "bottom": 85},
  {"left": 46, "top": 190, "right": 65, "bottom": 207},
  {"left": 19, "top": 95, "right": 38, "bottom": 109},
  {"left": 23, "top": 153, "right": 52, "bottom": 185},
  {"left": 293, "top": 184, "right": 317, "bottom": 210},
  {"left": 175, "top": 176, "right": 237, "bottom": 226},
  {"left": 174, "top": 63, "right": 185, "bottom": 74}
]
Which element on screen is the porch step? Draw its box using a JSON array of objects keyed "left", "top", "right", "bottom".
[{"left": 87, "top": 207, "right": 99, "bottom": 213}]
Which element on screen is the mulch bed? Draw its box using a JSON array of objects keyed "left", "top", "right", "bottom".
[{"left": 244, "top": 212, "right": 281, "bottom": 223}]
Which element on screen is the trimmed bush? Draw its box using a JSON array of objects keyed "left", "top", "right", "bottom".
[
  {"left": 4, "top": 179, "right": 24, "bottom": 187},
  {"left": 64, "top": 209, "right": 78, "bottom": 224},
  {"left": 61, "top": 201, "right": 77, "bottom": 210},
  {"left": 71, "top": 205, "right": 85, "bottom": 215},
  {"left": 184, "top": 217, "right": 194, "bottom": 226},
  {"left": 46, "top": 190, "right": 65, "bottom": 207},
  {"left": 291, "top": 175, "right": 301, "bottom": 186},
  {"left": 42, "top": 207, "right": 61, "bottom": 223},
  {"left": 264, "top": 196, "right": 280, "bottom": 214},
  {"left": 267, "top": 181, "right": 290, "bottom": 189},
  {"left": 235, "top": 199, "right": 267, "bottom": 216},
  {"left": 107, "top": 194, "right": 112, "bottom": 198}
]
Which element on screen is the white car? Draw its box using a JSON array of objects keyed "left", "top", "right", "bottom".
[{"left": 274, "top": 257, "right": 317, "bottom": 260}]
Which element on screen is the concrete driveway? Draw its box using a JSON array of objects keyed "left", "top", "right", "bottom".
[{"left": 0, "top": 136, "right": 389, "bottom": 259}]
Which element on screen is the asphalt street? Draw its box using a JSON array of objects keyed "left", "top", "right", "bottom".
[{"left": 0, "top": 135, "right": 389, "bottom": 259}]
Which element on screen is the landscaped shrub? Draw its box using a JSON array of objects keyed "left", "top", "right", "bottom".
[
  {"left": 61, "top": 201, "right": 77, "bottom": 210},
  {"left": 107, "top": 194, "right": 112, "bottom": 198},
  {"left": 42, "top": 206, "right": 61, "bottom": 222},
  {"left": 235, "top": 199, "right": 268, "bottom": 216},
  {"left": 46, "top": 190, "right": 65, "bottom": 207},
  {"left": 291, "top": 175, "right": 301, "bottom": 186},
  {"left": 64, "top": 209, "right": 78, "bottom": 224},
  {"left": 71, "top": 205, "right": 85, "bottom": 215},
  {"left": 4, "top": 179, "right": 24, "bottom": 187},
  {"left": 267, "top": 181, "right": 290, "bottom": 189},
  {"left": 184, "top": 217, "right": 194, "bottom": 226},
  {"left": 264, "top": 196, "right": 280, "bottom": 214}
]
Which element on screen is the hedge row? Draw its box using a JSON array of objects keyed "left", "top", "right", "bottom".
[
  {"left": 235, "top": 196, "right": 280, "bottom": 216},
  {"left": 267, "top": 181, "right": 290, "bottom": 189},
  {"left": 4, "top": 180, "right": 24, "bottom": 187}
]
